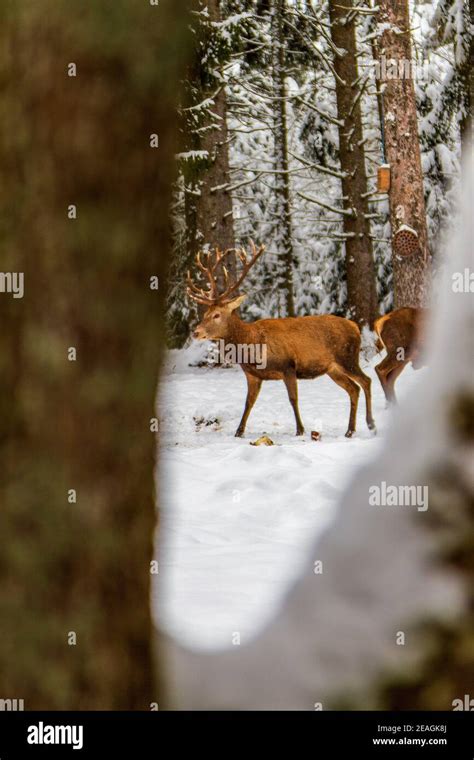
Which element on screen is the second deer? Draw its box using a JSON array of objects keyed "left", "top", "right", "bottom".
[
  {"left": 374, "top": 307, "right": 428, "bottom": 405},
  {"left": 187, "top": 242, "right": 376, "bottom": 438}
]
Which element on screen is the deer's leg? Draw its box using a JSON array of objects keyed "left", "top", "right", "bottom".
[
  {"left": 384, "top": 361, "right": 408, "bottom": 405},
  {"left": 375, "top": 355, "right": 407, "bottom": 406},
  {"left": 328, "top": 365, "right": 360, "bottom": 438},
  {"left": 375, "top": 358, "right": 390, "bottom": 403},
  {"left": 346, "top": 366, "right": 376, "bottom": 432},
  {"left": 283, "top": 371, "right": 305, "bottom": 436},
  {"left": 235, "top": 373, "right": 262, "bottom": 437}
]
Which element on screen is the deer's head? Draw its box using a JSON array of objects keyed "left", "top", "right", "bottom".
[{"left": 186, "top": 241, "right": 265, "bottom": 341}]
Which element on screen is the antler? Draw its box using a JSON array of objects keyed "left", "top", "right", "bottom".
[
  {"left": 186, "top": 247, "right": 236, "bottom": 306},
  {"left": 219, "top": 240, "right": 265, "bottom": 303},
  {"left": 186, "top": 240, "right": 265, "bottom": 306}
]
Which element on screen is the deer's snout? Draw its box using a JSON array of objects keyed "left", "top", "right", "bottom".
[{"left": 193, "top": 327, "right": 206, "bottom": 340}]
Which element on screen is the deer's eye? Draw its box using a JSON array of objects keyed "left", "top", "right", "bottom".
[{"left": 213, "top": 313, "right": 220, "bottom": 320}]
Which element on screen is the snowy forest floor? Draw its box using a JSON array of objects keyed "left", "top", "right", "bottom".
[{"left": 153, "top": 345, "right": 426, "bottom": 652}]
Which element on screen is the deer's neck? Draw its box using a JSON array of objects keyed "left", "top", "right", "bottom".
[{"left": 225, "top": 314, "right": 256, "bottom": 345}]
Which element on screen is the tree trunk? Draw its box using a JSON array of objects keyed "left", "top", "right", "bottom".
[
  {"left": 376, "top": 0, "right": 431, "bottom": 308},
  {"left": 183, "top": 0, "right": 235, "bottom": 299},
  {"left": 271, "top": 0, "right": 296, "bottom": 318},
  {"left": 196, "top": 88, "right": 234, "bottom": 252},
  {"left": 0, "top": 0, "right": 188, "bottom": 709},
  {"left": 195, "top": 90, "right": 235, "bottom": 291},
  {"left": 328, "top": 0, "right": 378, "bottom": 328}
]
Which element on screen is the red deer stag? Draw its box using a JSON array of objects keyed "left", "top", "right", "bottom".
[
  {"left": 187, "top": 242, "right": 376, "bottom": 438},
  {"left": 374, "top": 307, "right": 428, "bottom": 405}
]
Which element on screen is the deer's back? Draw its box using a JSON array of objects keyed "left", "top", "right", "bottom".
[
  {"left": 246, "top": 314, "right": 360, "bottom": 379},
  {"left": 375, "top": 307, "right": 428, "bottom": 358}
]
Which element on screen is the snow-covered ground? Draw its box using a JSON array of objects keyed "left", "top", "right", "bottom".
[{"left": 153, "top": 344, "right": 426, "bottom": 651}]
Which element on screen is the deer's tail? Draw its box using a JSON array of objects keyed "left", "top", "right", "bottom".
[{"left": 373, "top": 314, "right": 391, "bottom": 352}]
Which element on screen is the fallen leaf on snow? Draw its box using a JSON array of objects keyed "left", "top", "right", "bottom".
[{"left": 250, "top": 435, "right": 274, "bottom": 447}]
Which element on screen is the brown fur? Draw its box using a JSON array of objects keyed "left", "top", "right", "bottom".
[
  {"left": 194, "top": 301, "right": 376, "bottom": 437},
  {"left": 374, "top": 307, "right": 428, "bottom": 404}
]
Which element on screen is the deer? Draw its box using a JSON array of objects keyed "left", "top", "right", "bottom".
[
  {"left": 187, "top": 241, "right": 376, "bottom": 439},
  {"left": 374, "top": 307, "right": 429, "bottom": 405}
]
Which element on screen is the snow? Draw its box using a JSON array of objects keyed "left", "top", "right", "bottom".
[
  {"left": 153, "top": 348, "right": 426, "bottom": 651},
  {"left": 376, "top": 22, "right": 392, "bottom": 36},
  {"left": 397, "top": 224, "right": 418, "bottom": 236},
  {"left": 175, "top": 150, "right": 209, "bottom": 161},
  {"left": 159, "top": 163, "right": 470, "bottom": 711},
  {"left": 211, "top": 12, "right": 251, "bottom": 30}
]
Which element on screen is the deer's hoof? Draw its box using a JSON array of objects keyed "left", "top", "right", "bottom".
[
  {"left": 368, "top": 421, "right": 377, "bottom": 433},
  {"left": 345, "top": 429, "right": 355, "bottom": 438},
  {"left": 296, "top": 429, "right": 305, "bottom": 437},
  {"left": 235, "top": 430, "right": 244, "bottom": 438}
]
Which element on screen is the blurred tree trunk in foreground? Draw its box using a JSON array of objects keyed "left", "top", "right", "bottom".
[{"left": 0, "top": 0, "right": 189, "bottom": 709}]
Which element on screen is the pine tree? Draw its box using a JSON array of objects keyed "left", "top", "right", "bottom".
[
  {"left": 327, "top": 0, "right": 378, "bottom": 326},
  {"left": 182, "top": 0, "right": 235, "bottom": 261},
  {"left": 430, "top": 0, "right": 473, "bottom": 166},
  {"left": 168, "top": 0, "right": 244, "bottom": 345},
  {"left": 375, "top": 0, "right": 431, "bottom": 307},
  {"left": 270, "top": 0, "right": 296, "bottom": 316}
]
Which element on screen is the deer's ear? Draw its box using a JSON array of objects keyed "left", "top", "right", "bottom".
[{"left": 225, "top": 294, "right": 247, "bottom": 312}]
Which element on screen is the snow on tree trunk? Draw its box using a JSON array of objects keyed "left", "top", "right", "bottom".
[
  {"left": 328, "top": 0, "right": 378, "bottom": 327},
  {"left": 0, "top": 0, "right": 188, "bottom": 709},
  {"left": 376, "top": 0, "right": 431, "bottom": 308},
  {"left": 271, "top": 0, "right": 296, "bottom": 318}
]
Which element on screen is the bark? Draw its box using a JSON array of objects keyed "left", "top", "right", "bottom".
[
  {"left": 271, "top": 0, "right": 296, "bottom": 318},
  {"left": 194, "top": 89, "right": 236, "bottom": 292},
  {"left": 196, "top": 99, "right": 234, "bottom": 254},
  {"left": 0, "top": 0, "right": 188, "bottom": 709},
  {"left": 376, "top": 0, "right": 431, "bottom": 308},
  {"left": 184, "top": 0, "right": 236, "bottom": 297},
  {"left": 328, "top": 0, "right": 378, "bottom": 328}
]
